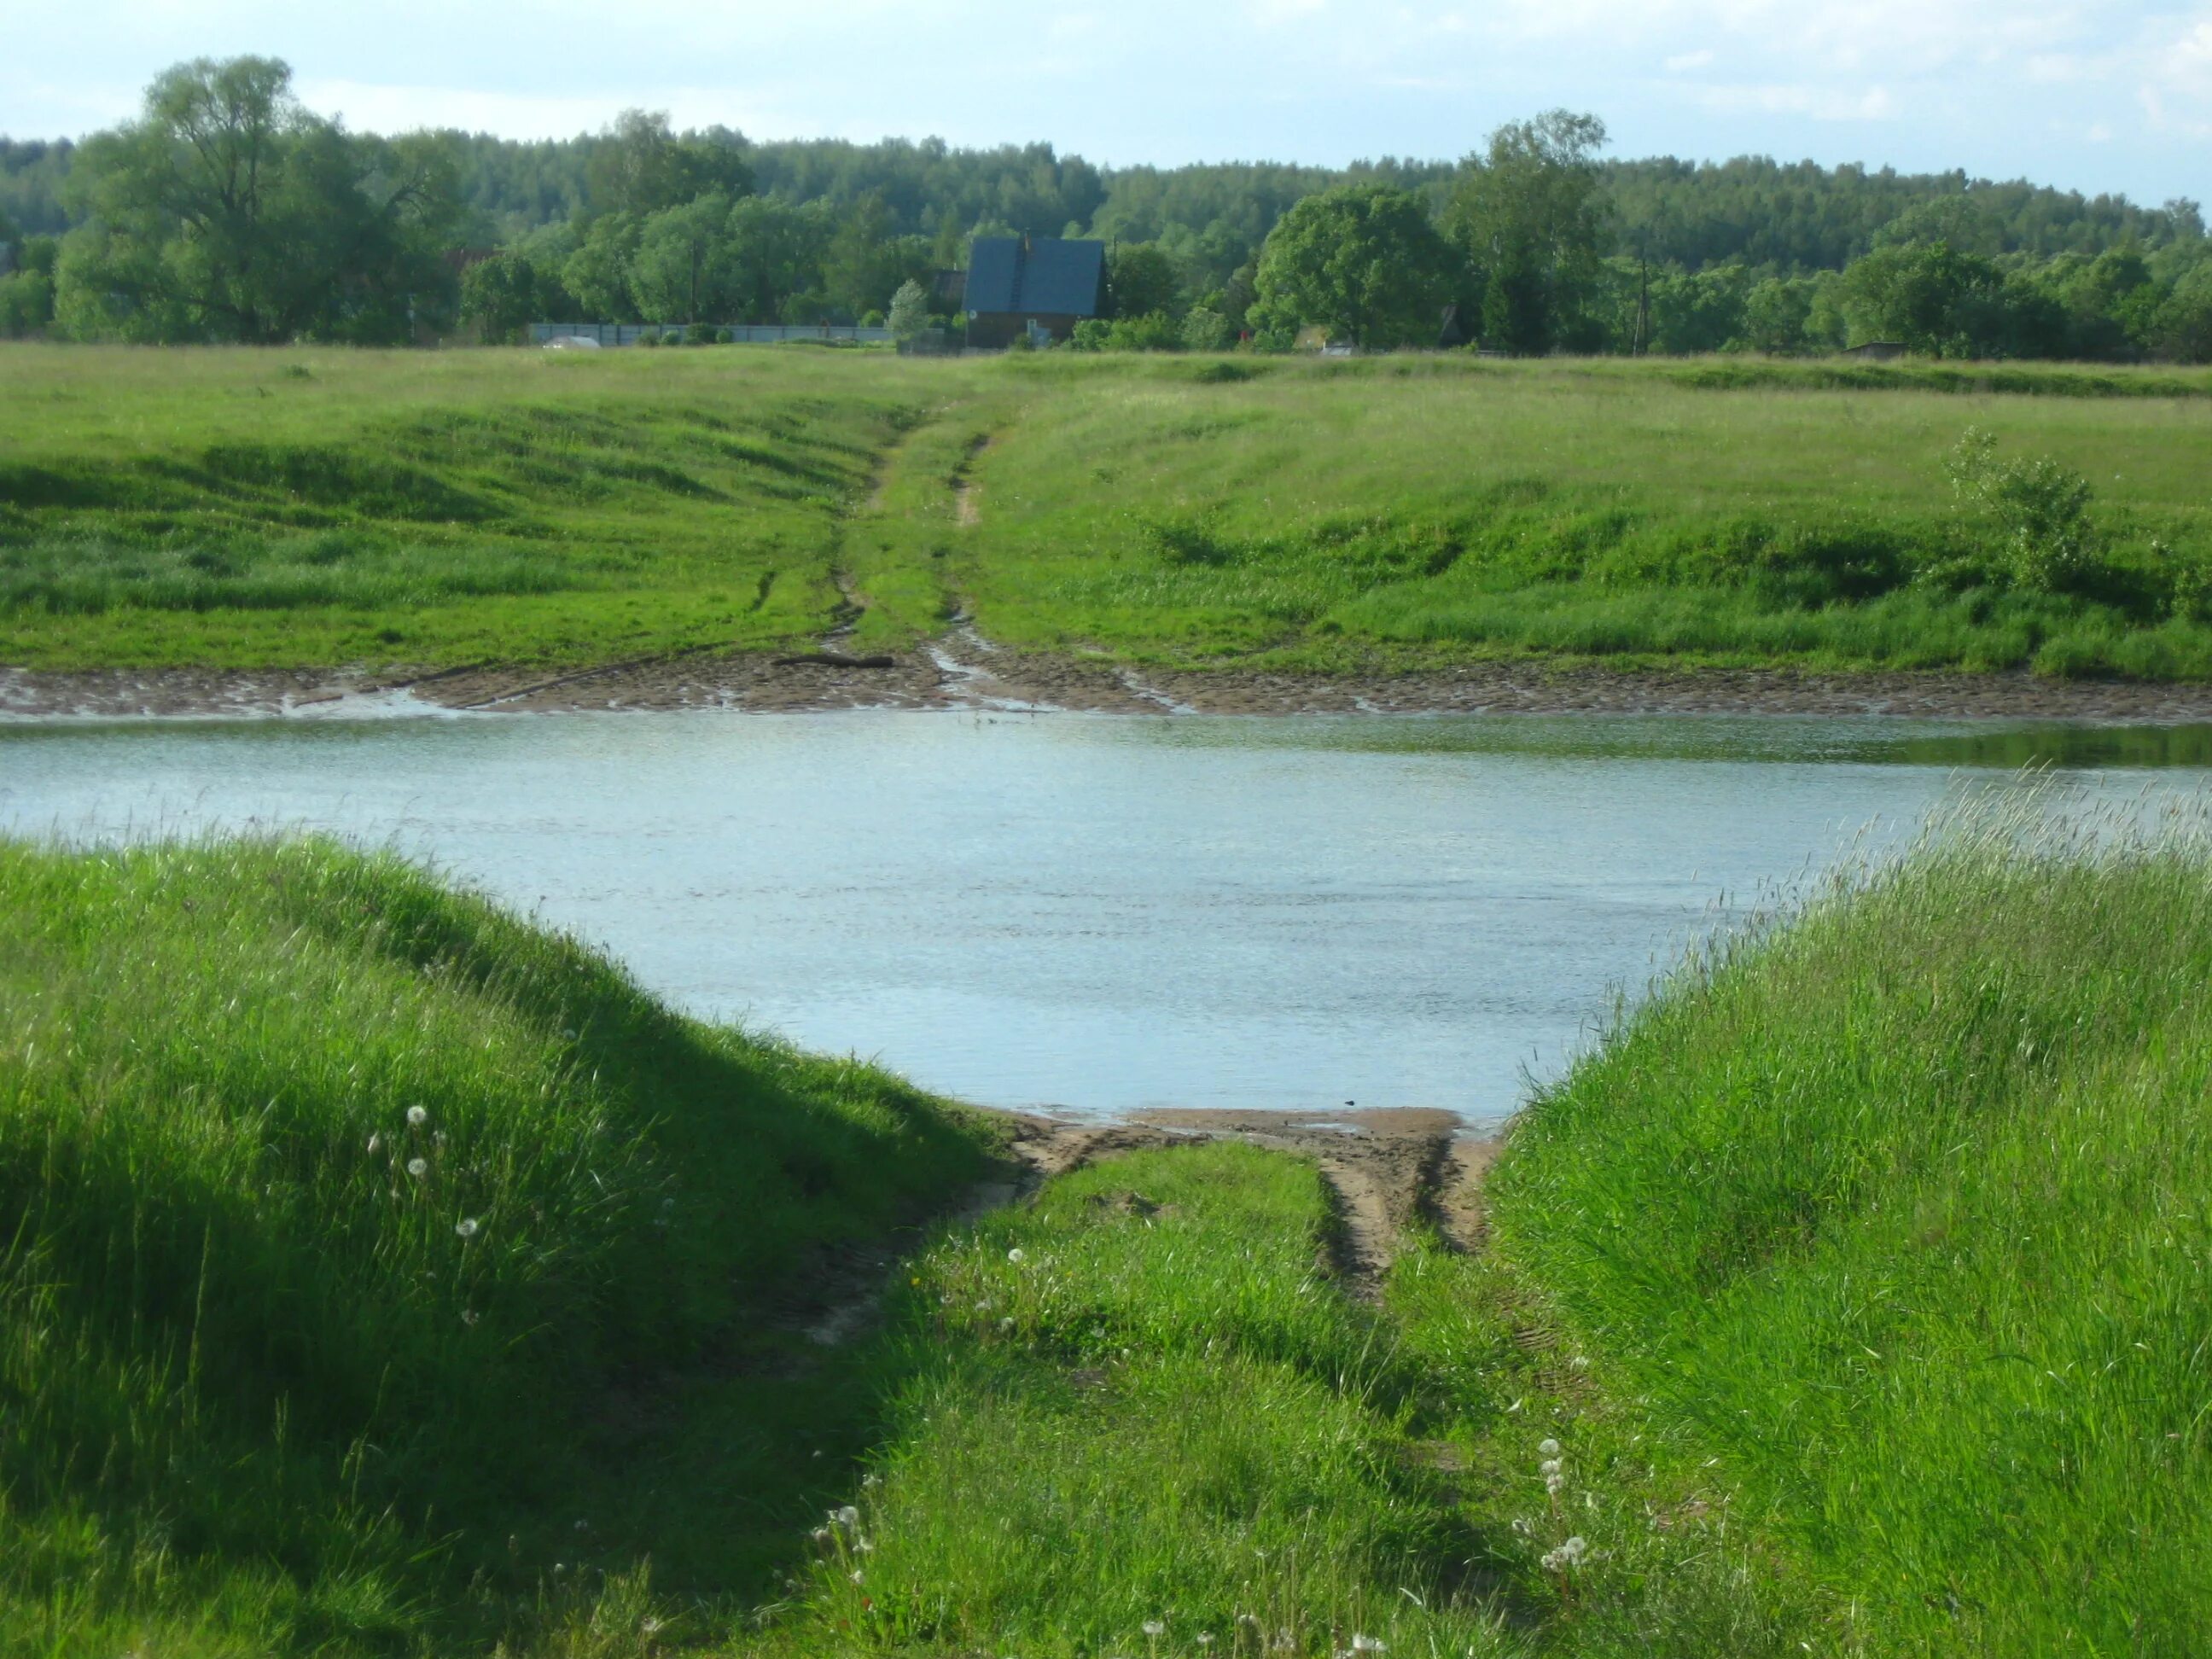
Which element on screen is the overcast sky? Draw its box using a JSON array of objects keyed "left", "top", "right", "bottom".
[{"left": 3, "top": 1, "right": 2208, "bottom": 205}]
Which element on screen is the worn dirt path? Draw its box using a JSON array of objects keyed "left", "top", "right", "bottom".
[
  {"left": 1004, "top": 1106, "right": 1501, "bottom": 1301},
  {"left": 783, "top": 1108, "right": 1500, "bottom": 1354}
]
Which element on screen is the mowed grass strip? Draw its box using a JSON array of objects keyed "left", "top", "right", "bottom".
[{"left": 0, "top": 346, "right": 990, "bottom": 670}]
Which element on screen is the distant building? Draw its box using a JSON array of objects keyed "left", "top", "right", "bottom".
[
  {"left": 1844, "top": 341, "right": 1908, "bottom": 362},
  {"left": 963, "top": 236, "right": 1105, "bottom": 349}
]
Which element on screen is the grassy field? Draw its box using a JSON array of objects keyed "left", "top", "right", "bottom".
[
  {"left": 6, "top": 344, "right": 2212, "bottom": 679},
  {"left": 12, "top": 812, "right": 2212, "bottom": 1653},
  {"left": 0, "top": 345, "right": 975, "bottom": 669}
]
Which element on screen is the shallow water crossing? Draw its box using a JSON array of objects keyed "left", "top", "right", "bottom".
[{"left": 3, "top": 710, "right": 2208, "bottom": 1126}]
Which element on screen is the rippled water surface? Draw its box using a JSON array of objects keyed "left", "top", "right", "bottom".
[{"left": 4, "top": 711, "right": 2206, "bottom": 1125}]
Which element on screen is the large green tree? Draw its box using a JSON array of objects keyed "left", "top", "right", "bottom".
[
  {"left": 1105, "top": 242, "right": 1182, "bottom": 319},
  {"left": 631, "top": 193, "right": 744, "bottom": 323},
  {"left": 584, "top": 110, "right": 753, "bottom": 218},
  {"left": 56, "top": 56, "right": 461, "bottom": 344},
  {"left": 1249, "top": 183, "right": 1455, "bottom": 348},
  {"left": 1838, "top": 240, "right": 2003, "bottom": 354},
  {"left": 1447, "top": 111, "right": 1609, "bottom": 354}
]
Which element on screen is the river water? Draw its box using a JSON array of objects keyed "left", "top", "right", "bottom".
[{"left": 3, "top": 710, "right": 2207, "bottom": 1126}]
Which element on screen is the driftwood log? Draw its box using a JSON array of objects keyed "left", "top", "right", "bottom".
[{"left": 771, "top": 650, "right": 897, "bottom": 669}]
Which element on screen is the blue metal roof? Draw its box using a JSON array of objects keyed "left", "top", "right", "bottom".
[{"left": 965, "top": 236, "right": 1104, "bottom": 317}]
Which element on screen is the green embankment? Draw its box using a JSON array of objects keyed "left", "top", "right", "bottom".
[
  {"left": 7, "top": 346, "right": 2212, "bottom": 679},
  {"left": 13, "top": 811, "right": 2210, "bottom": 1654},
  {"left": 1486, "top": 800, "right": 2212, "bottom": 1652},
  {"left": 0, "top": 346, "right": 982, "bottom": 669},
  {"left": 0, "top": 837, "right": 1004, "bottom": 1656}
]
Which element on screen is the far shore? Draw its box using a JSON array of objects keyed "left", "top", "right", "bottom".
[{"left": 13, "top": 645, "right": 2212, "bottom": 723}]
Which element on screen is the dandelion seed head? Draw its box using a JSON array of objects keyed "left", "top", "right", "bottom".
[
  {"left": 456, "top": 1217, "right": 480, "bottom": 1238},
  {"left": 1142, "top": 1620, "right": 1166, "bottom": 1637},
  {"left": 849, "top": 1569, "right": 864, "bottom": 1585},
  {"left": 1007, "top": 1248, "right": 1027, "bottom": 1264},
  {"left": 1352, "top": 1638, "right": 1387, "bottom": 1654},
  {"left": 999, "top": 1316, "right": 1016, "bottom": 1333},
  {"left": 406, "top": 1105, "right": 428, "bottom": 1126},
  {"left": 1538, "top": 1438, "right": 1561, "bottom": 1457},
  {"left": 853, "top": 1537, "right": 875, "bottom": 1554},
  {"left": 406, "top": 1157, "right": 428, "bottom": 1179},
  {"left": 461, "top": 1309, "right": 480, "bottom": 1327},
  {"left": 810, "top": 1528, "right": 831, "bottom": 1545},
  {"left": 1540, "top": 1458, "right": 1563, "bottom": 1476},
  {"left": 833, "top": 1505, "right": 860, "bottom": 1531}
]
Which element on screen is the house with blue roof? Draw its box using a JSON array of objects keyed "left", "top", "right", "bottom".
[{"left": 963, "top": 236, "right": 1106, "bottom": 349}]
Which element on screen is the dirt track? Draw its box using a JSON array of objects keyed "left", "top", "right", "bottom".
[{"left": 1004, "top": 1106, "right": 1500, "bottom": 1300}]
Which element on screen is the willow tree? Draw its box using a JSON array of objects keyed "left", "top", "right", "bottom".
[{"left": 56, "top": 56, "right": 461, "bottom": 343}]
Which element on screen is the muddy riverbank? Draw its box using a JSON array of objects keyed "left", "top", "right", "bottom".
[{"left": 15, "top": 639, "right": 2212, "bottom": 723}]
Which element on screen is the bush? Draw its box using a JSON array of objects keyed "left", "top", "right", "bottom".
[
  {"left": 685, "top": 322, "right": 716, "bottom": 346},
  {"left": 1943, "top": 427, "right": 2098, "bottom": 592},
  {"left": 1182, "top": 306, "right": 1235, "bottom": 352}
]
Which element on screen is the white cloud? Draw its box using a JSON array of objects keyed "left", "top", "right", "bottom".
[
  {"left": 1694, "top": 81, "right": 1898, "bottom": 121},
  {"left": 1664, "top": 49, "right": 1715, "bottom": 73}
]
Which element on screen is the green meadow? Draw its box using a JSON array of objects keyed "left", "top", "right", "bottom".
[
  {"left": 6, "top": 344, "right": 2212, "bottom": 678},
  {"left": 8, "top": 803, "right": 2212, "bottom": 1654}
]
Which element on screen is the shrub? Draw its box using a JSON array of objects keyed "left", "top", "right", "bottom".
[
  {"left": 685, "top": 322, "right": 716, "bottom": 346},
  {"left": 1943, "top": 427, "right": 2098, "bottom": 592},
  {"left": 1182, "top": 306, "right": 1236, "bottom": 352}
]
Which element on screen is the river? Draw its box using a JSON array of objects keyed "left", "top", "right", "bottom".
[{"left": 3, "top": 709, "right": 2206, "bottom": 1125}]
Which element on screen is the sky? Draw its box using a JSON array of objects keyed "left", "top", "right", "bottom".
[{"left": 2, "top": 1, "right": 2208, "bottom": 206}]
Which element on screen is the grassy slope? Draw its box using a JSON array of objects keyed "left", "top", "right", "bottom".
[
  {"left": 9, "top": 346, "right": 2212, "bottom": 679},
  {"left": 950, "top": 356, "right": 2212, "bottom": 679},
  {"left": 0, "top": 837, "right": 1004, "bottom": 1656},
  {"left": 1487, "top": 801, "right": 2212, "bottom": 1652},
  {"left": 9, "top": 819, "right": 2211, "bottom": 1654},
  {"left": 0, "top": 345, "right": 986, "bottom": 670}
]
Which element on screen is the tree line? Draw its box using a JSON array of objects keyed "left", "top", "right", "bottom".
[{"left": 2, "top": 55, "right": 2207, "bottom": 360}]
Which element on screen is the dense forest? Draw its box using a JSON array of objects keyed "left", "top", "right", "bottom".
[{"left": 3, "top": 58, "right": 2207, "bottom": 359}]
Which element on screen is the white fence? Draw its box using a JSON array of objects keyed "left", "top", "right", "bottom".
[{"left": 529, "top": 323, "right": 892, "bottom": 347}]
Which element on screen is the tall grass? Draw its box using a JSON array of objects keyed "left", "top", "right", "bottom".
[
  {"left": 1486, "top": 794, "right": 2212, "bottom": 1651},
  {"left": 0, "top": 835, "right": 1002, "bottom": 1656}
]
